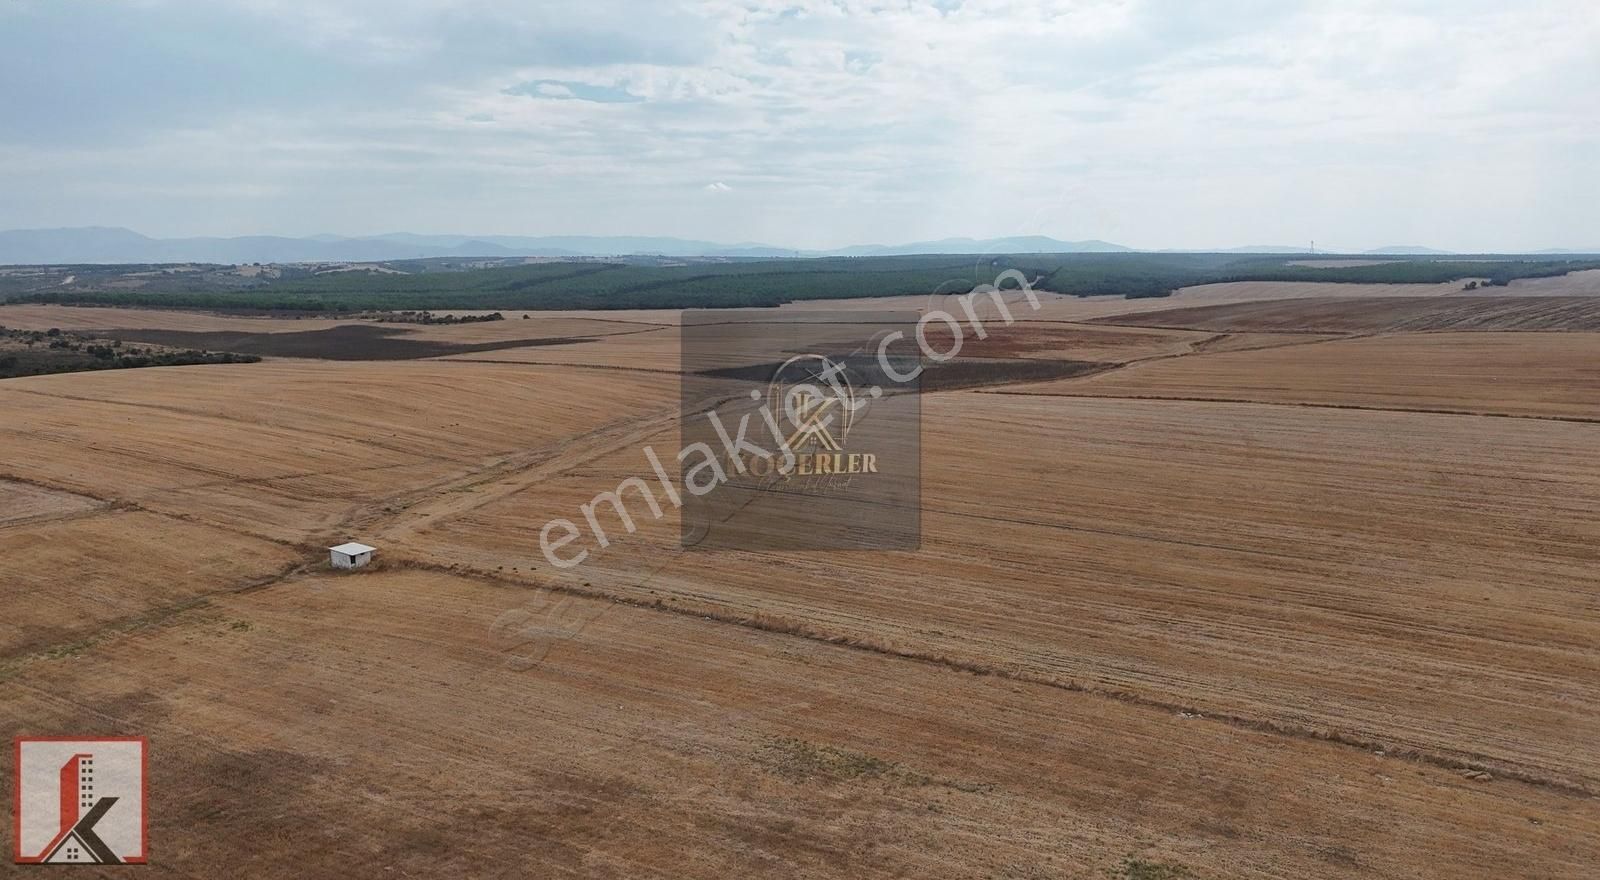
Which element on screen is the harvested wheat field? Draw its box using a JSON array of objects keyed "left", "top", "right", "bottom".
[
  {"left": 771, "top": 278, "right": 1472, "bottom": 325},
  {"left": 405, "top": 391, "right": 1600, "bottom": 787},
  {"left": 1488, "top": 268, "right": 1600, "bottom": 296},
  {"left": 5, "top": 567, "right": 1598, "bottom": 878},
  {"left": 4, "top": 293, "right": 1600, "bottom": 878},
  {"left": 1030, "top": 332, "right": 1600, "bottom": 419},
  {"left": 0, "top": 361, "right": 676, "bottom": 540},
  {"left": 1095, "top": 295, "right": 1600, "bottom": 334}
]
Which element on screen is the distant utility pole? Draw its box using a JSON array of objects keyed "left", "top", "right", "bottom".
[{"left": 1310, "top": 239, "right": 1316, "bottom": 255}]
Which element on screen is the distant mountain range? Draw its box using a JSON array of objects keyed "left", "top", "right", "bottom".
[
  {"left": 0, "top": 227, "right": 1591, "bottom": 265},
  {"left": 0, "top": 228, "right": 1137, "bottom": 264},
  {"left": 0, "top": 228, "right": 719, "bottom": 263},
  {"left": 828, "top": 236, "right": 1131, "bottom": 257},
  {"left": 1362, "top": 245, "right": 1456, "bottom": 255}
]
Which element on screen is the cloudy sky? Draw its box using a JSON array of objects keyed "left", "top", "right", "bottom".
[{"left": 1, "top": 0, "right": 1595, "bottom": 250}]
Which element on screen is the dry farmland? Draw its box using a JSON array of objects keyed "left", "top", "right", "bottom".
[{"left": 3, "top": 286, "right": 1600, "bottom": 878}]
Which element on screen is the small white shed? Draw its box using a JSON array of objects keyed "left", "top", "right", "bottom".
[{"left": 329, "top": 542, "right": 376, "bottom": 570}]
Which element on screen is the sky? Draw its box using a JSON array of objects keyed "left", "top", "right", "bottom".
[{"left": 1, "top": 0, "right": 1596, "bottom": 251}]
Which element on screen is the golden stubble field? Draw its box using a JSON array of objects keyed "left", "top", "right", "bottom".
[
  {"left": 1033, "top": 331, "right": 1600, "bottom": 419},
  {"left": 3, "top": 288, "right": 1600, "bottom": 878}
]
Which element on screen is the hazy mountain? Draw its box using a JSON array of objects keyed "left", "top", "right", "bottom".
[
  {"left": 1149, "top": 245, "right": 1314, "bottom": 254},
  {"left": 0, "top": 227, "right": 159, "bottom": 264},
  {"left": 353, "top": 233, "right": 1127, "bottom": 258},
  {"left": 835, "top": 236, "right": 1131, "bottom": 256},
  {"left": 0, "top": 228, "right": 532, "bottom": 264},
  {"left": 11, "top": 227, "right": 1578, "bottom": 265},
  {"left": 1363, "top": 245, "right": 1455, "bottom": 255},
  {"left": 0, "top": 228, "right": 1140, "bottom": 264},
  {"left": 0, "top": 228, "right": 809, "bottom": 263},
  {"left": 366, "top": 233, "right": 719, "bottom": 257}
]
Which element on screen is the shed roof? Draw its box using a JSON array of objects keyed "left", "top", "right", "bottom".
[{"left": 329, "top": 542, "right": 376, "bottom": 556}]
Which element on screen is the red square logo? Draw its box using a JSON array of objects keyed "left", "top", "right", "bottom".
[{"left": 13, "top": 737, "right": 147, "bottom": 865}]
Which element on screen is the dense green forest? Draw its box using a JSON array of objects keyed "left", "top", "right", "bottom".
[{"left": 4, "top": 253, "right": 1597, "bottom": 312}]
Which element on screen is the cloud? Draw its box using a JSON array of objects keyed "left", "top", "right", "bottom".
[
  {"left": 504, "top": 79, "right": 645, "bottom": 103},
  {"left": 705, "top": 181, "right": 732, "bottom": 192},
  {"left": 0, "top": 0, "right": 1594, "bottom": 251}
]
